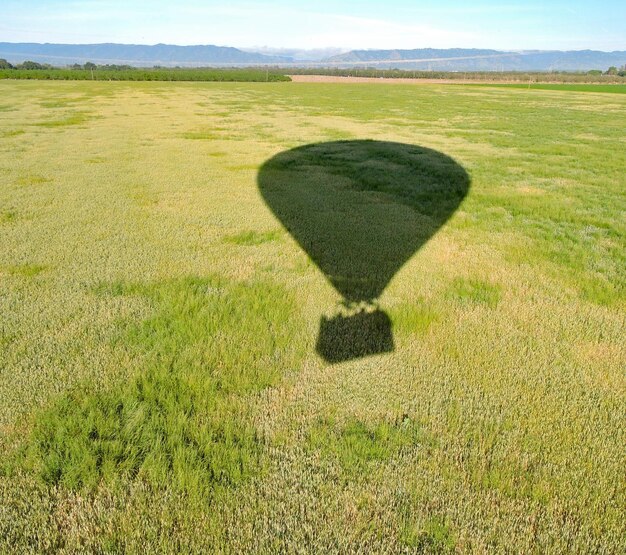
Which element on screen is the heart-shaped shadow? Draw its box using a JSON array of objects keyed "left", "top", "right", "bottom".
[{"left": 258, "top": 140, "right": 470, "bottom": 363}]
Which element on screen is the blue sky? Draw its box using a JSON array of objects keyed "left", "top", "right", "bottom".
[{"left": 2, "top": 1, "right": 624, "bottom": 51}]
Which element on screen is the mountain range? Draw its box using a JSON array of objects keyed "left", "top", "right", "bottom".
[
  {"left": 324, "top": 48, "right": 626, "bottom": 71},
  {"left": 0, "top": 43, "right": 624, "bottom": 71},
  {"left": 0, "top": 43, "right": 291, "bottom": 66}
]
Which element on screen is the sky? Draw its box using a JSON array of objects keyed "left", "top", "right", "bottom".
[{"left": 2, "top": 1, "right": 625, "bottom": 52}]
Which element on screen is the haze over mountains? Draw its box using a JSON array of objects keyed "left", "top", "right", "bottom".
[
  {"left": 0, "top": 43, "right": 292, "bottom": 65},
  {"left": 325, "top": 49, "right": 626, "bottom": 71},
  {"left": 1, "top": 42, "right": 624, "bottom": 71}
]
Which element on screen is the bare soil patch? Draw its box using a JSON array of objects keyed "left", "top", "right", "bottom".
[{"left": 288, "top": 75, "right": 521, "bottom": 85}]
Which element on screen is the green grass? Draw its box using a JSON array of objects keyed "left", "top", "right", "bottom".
[
  {"left": 0, "top": 80, "right": 624, "bottom": 553},
  {"left": 0, "top": 210, "right": 18, "bottom": 223},
  {"left": 10, "top": 277, "right": 301, "bottom": 496},
  {"left": 307, "top": 416, "right": 432, "bottom": 475},
  {"left": 15, "top": 174, "right": 52, "bottom": 186},
  {"left": 476, "top": 83, "right": 626, "bottom": 93},
  {"left": 389, "top": 300, "right": 440, "bottom": 335},
  {"left": 1, "top": 263, "right": 47, "bottom": 277},
  {"left": 401, "top": 515, "right": 456, "bottom": 552},
  {"left": 35, "top": 112, "right": 91, "bottom": 127},
  {"left": 1, "top": 128, "right": 24, "bottom": 137},
  {"left": 224, "top": 229, "right": 282, "bottom": 245},
  {"left": 447, "top": 277, "right": 501, "bottom": 307}
]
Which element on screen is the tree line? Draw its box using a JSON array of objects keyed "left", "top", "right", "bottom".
[
  {"left": 1, "top": 58, "right": 624, "bottom": 81},
  {"left": 0, "top": 60, "right": 136, "bottom": 70},
  {"left": 0, "top": 61, "right": 290, "bottom": 82}
]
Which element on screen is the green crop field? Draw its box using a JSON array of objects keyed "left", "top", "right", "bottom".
[
  {"left": 0, "top": 80, "right": 624, "bottom": 553},
  {"left": 475, "top": 83, "right": 626, "bottom": 94}
]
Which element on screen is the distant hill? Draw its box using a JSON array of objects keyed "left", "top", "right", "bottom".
[
  {"left": 1, "top": 43, "right": 624, "bottom": 71},
  {"left": 0, "top": 43, "right": 293, "bottom": 66},
  {"left": 323, "top": 48, "right": 626, "bottom": 71},
  {"left": 240, "top": 47, "right": 347, "bottom": 62}
]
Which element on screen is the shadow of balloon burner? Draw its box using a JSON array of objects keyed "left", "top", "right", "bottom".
[{"left": 258, "top": 140, "right": 470, "bottom": 363}]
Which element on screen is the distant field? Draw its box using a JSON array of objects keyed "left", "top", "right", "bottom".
[
  {"left": 477, "top": 83, "right": 626, "bottom": 94},
  {"left": 0, "top": 80, "right": 624, "bottom": 552},
  {"left": 290, "top": 75, "right": 626, "bottom": 91},
  {"left": 287, "top": 67, "right": 626, "bottom": 84}
]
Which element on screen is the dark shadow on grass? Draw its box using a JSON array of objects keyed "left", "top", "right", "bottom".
[{"left": 258, "top": 140, "right": 470, "bottom": 363}]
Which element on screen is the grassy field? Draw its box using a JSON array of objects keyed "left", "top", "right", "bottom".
[
  {"left": 0, "top": 80, "right": 624, "bottom": 553},
  {"left": 476, "top": 83, "right": 626, "bottom": 94}
]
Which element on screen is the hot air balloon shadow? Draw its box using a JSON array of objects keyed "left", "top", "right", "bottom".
[{"left": 258, "top": 140, "right": 470, "bottom": 363}]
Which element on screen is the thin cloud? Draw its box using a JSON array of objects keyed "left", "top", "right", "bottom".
[{"left": 1, "top": 0, "right": 624, "bottom": 51}]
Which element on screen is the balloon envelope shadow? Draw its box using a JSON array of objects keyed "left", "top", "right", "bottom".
[{"left": 258, "top": 140, "right": 470, "bottom": 363}]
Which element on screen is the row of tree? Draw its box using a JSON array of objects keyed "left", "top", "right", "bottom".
[
  {"left": 606, "top": 65, "right": 626, "bottom": 76},
  {"left": 0, "top": 59, "right": 54, "bottom": 70},
  {"left": 68, "top": 62, "right": 134, "bottom": 71},
  {"left": 587, "top": 66, "right": 626, "bottom": 76},
  {"left": 2, "top": 58, "right": 625, "bottom": 77},
  {"left": 0, "top": 59, "right": 136, "bottom": 71}
]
